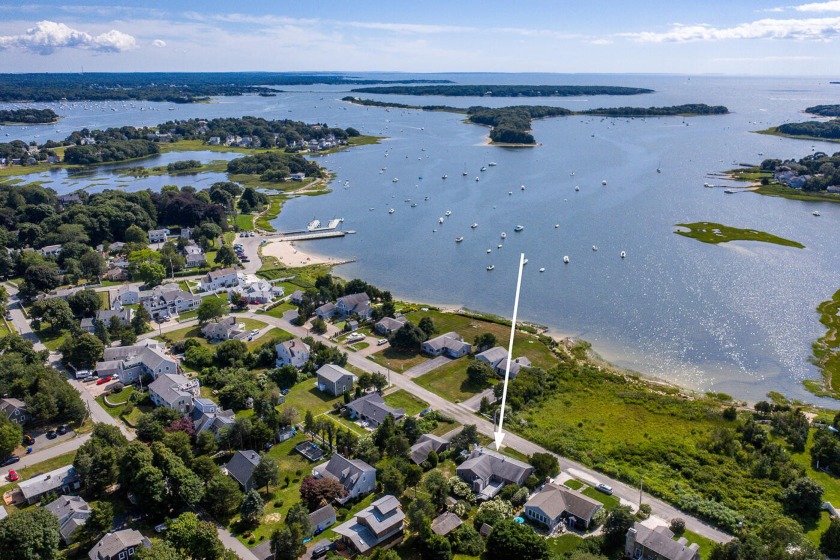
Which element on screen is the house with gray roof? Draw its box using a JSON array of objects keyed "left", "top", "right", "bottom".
[
  {"left": 315, "top": 302, "right": 336, "bottom": 319},
  {"left": 625, "top": 523, "right": 700, "bottom": 560},
  {"left": 312, "top": 454, "right": 376, "bottom": 502},
  {"left": 289, "top": 290, "right": 304, "bottom": 304},
  {"left": 309, "top": 504, "right": 337, "bottom": 533},
  {"left": 316, "top": 364, "right": 355, "bottom": 396},
  {"left": 81, "top": 307, "right": 134, "bottom": 333},
  {"left": 0, "top": 505, "right": 7, "bottom": 522},
  {"left": 333, "top": 495, "right": 405, "bottom": 554},
  {"left": 18, "top": 465, "right": 82, "bottom": 505},
  {"left": 45, "top": 495, "right": 91, "bottom": 544},
  {"left": 345, "top": 392, "right": 404, "bottom": 427},
  {"left": 276, "top": 338, "right": 310, "bottom": 369},
  {"left": 148, "top": 373, "right": 200, "bottom": 413},
  {"left": 148, "top": 228, "right": 170, "bottom": 244},
  {"left": 201, "top": 316, "right": 248, "bottom": 341},
  {"left": 456, "top": 447, "right": 534, "bottom": 501},
  {"left": 410, "top": 433, "right": 449, "bottom": 465},
  {"left": 96, "top": 340, "right": 180, "bottom": 384},
  {"left": 524, "top": 482, "right": 602, "bottom": 530},
  {"left": 190, "top": 397, "right": 235, "bottom": 439},
  {"left": 0, "top": 397, "right": 31, "bottom": 425},
  {"left": 89, "top": 529, "right": 151, "bottom": 560},
  {"left": 225, "top": 450, "right": 261, "bottom": 491},
  {"left": 200, "top": 267, "right": 240, "bottom": 291},
  {"left": 336, "top": 292, "right": 372, "bottom": 319},
  {"left": 475, "top": 346, "right": 532, "bottom": 379},
  {"left": 421, "top": 332, "right": 472, "bottom": 358},
  {"left": 183, "top": 244, "right": 206, "bottom": 268},
  {"left": 375, "top": 316, "right": 408, "bottom": 335},
  {"left": 431, "top": 511, "right": 463, "bottom": 536}
]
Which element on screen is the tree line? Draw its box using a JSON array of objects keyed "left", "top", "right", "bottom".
[
  {"left": 350, "top": 84, "right": 655, "bottom": 97},
  {"left": 0, "top": 108, "right": 58, "bottom": 123},
  {"left": 760, "top": 150, "right": 840, "bottom": 192}
]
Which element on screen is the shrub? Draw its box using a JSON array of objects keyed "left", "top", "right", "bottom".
[{"left": 669, "top": 518, "right": 686, "bottom": 535}]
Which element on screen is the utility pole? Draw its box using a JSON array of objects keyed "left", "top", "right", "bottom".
[{"left": 639, "top": 478, "right": 644, "bottom": 507}]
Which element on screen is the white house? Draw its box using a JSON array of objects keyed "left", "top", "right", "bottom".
[
  {"left": 149, "top": 373, "right": 200, "bottom": 413},
  {"left": 39, "top": 244, "right": 63, "bottom": 256},
  {"left": 183, "top": 244, "right": 206, "bottom": 268},
  {"left": 312, "top": 454, "right": 376, "bottom": 503},
  {"left": 276, "top": 338, "right": 310, "bottom": 369},
  {"left": 148, "top": 229, "right": 170, "bottom": 244},
  {"left": 421, "top": 332, "right": 472, "bottom": 358},
  {"left": 95, "top": 341, "right": 180, "bottom": 384},
  {"left": 200, "top": 267, "right": 240, "bottom": 291}
]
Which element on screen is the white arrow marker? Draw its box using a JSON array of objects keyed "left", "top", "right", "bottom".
[{"left": 494, "top": 252, "right": 526, "bottom": 450}]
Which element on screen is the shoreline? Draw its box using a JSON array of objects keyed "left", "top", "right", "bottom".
[{"left": 261, "top": 239, "right": 337, "bottom": 268}]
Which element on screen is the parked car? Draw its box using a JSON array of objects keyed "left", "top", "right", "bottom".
[
  {"left": 377, "top": 338, "right": 388, "bottom": 346},
  {"left": 5, "top": 470, "right": 18, "bottom": 482},
  {"left": 312, "top": 546, "right": 330, "bottom": 558},
  {"left": 4, "top": 312, "right": 11, "bottom": 321},
  {"left": 22, "top": 434, "right": 33, "bottom": 445},
  {"left": 595, "top": 483, "right": 613, "bottom": 495},
  {"left": 96, "top": 376, "right": 112, "bottom": 385},
  {"left": 46, "top": 430, "right": 57, "bottom": 440},
  {"left": 57, "top": 425, "right": 68, "bottom": 435},
  {"left": 263, "top": 442, "right": 274, "bottom": 451},
  {"left": 0, "top": 456, "right": 19, "bottom": 467},
  {"left": 281, "top": 388, "right": 291, "bottom": 396}
]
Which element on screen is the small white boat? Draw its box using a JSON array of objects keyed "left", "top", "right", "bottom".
[
  {"left": 620, "top": 251, "right": 626, "bottom": 258},
  {"left": 471, "top": 223, "right": 478, "bottom": 229},
  {"left": 539, "top": 267, "right": 545, "bottom": 272},
  {"left": 703, "top": 182, "right": 711, "bottom": 188},
  {"left": 813, "top": 210, "right": 821, "bottom": 216},
  {"left": 508, "top": 191, "right": 513, "bottom": 196},
  {"left": 489, "top": 162, "right": 497, "bottom": 167},
  {"left": 411, "top": 203, "right": 417, "bottom": 207},
  {"left": 455, "top": 237, "right": 464, "bottom": 243},
  {"left": 487, "top": 265, "right": 495, "bottom": 271},
  {"left": 724, "top": 189, "right": 736, "bottom": 194},
  {"left": 497, "top": 244, "right": 503, "bottom": 249},
  {"left": 563, "top": 256, "right": 570, "bottom": 264},
  {"left": 445, "top": 210, "right": 452, "bottom": 216},
  {"left": 462, "top": 170, "right": 468, "bottom": 176},
  {"left": 369, "top": 208, "right": 375, "bottom": 211},
  {"left": 439, "top": 217, "right": 444, "bottom": 224},
  {"left": 555, "top": 224, "right": 560, "bottom": 229},
  {"left": 520, "top": 185, "right": 526, "bottom": 190},
  {"left": 575, "top": 186, "right": 580, "bottom": 191},
  {"left": 486, "top": 249, "right": 492, "bottom": 253},
  {"left": 475, "top": 177, "right": 480, "bottom": 181},
  {"left": 480, "top": 166, "right": 487, "bottom": 172},
  {"left": 392, "top": 178, "right": 399, "bottom": 183},
  {"left": 514, "top": 225, "right": 524, "bottom": 232},
  {"left": 442, "top": 174, "right": 448, "bottom": 179},
  {"left": 592, "top": 245, "right": 598, "bottom": 251},
  {"left": 601, "top": 180, "right": 607, "bottom": 185},
  {"left": 501, "top": 232, "right": 507, "bottom": 239},
  {"left": 388, "top": 208, "right": 395, "bottom": 214}
]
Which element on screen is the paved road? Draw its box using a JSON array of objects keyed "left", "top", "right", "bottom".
[
  {"left": 1, "top": 433, "right": 92, "bottom": 482},
  {"left": 402, "top": 355, "right": 452, "bottom": 379},
  {"left": 233, "top": 309, "right": 732, "bottom": 545}
]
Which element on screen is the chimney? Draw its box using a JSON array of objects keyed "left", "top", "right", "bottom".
[{"left": 625, "top": 527, "right": 637, "bottom": 558}]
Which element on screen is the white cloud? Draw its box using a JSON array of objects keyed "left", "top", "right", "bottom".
[
  {"left": 794, "top": 1, "right": 840, "bottom": 11},
  {"left": 152, "top": 39, "right": 166, "bottom": 47},
  {"left": 0, "top": 20, "right": 136, "bottom": 54},
  {"left": 623, "top": 17, "right": 840, "bottom": 42}
]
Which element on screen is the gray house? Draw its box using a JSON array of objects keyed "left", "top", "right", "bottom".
[
  {"left": 18, "top": 465, "right": 82, "bottom": 505},
  {"left": 345, "top": 393, "right": 405, "bottom": 427},
  {"left": 226, "top": 450, "right": 261, "bottom": 491},
  {"left": 456, "top": 447, "right": 534, "bottom": 501},
  {"left": 333, "top": 495, "right": 405, "bottom": 554},
  {"left": 410, "top": 433, "right": 449, "bottom": 465},
  {"left": 0, "top": 397, "right": 32, "bottom": 425},
  {"left": 45, "top": 495, "right": 91, "bottom": 544},
  {"left": 421, "top": 332, "right": 471, "bottom": 358},
  {"left": 375, "top": 316, "right": 408, "bottom": 335},
  {"left": 316, "top": 364, "right": 356, "bottom": 396},
  {"left": 335, "top": 293, "right": 372, "bottom": 318},
  {"left": 524, "top": 482, "right": 602, "bottom": 530},
  {"left": 148, "top": 374, "right": 200, "bottom": 413},
  {"left": 81, "top": 307, "right": 135, "bottom": 333},
  {"left": 475, "top": 346, "right": 532, "bottom": 379},
  {"left": 312, "top": 454, "right": 376, "bottom": 503},
  {"left": 309, "top": 504, "right": 337, "bottom": 534},
  {"left": 625, "top": 523, "right": 700, "bottom": 560},
  {"left": 89, "top": 529, "right": 151, "bottom": 560}
]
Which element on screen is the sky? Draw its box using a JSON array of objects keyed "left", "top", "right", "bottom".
[{"left": 0, "top": 0, "right": 839, "bottom": 75}]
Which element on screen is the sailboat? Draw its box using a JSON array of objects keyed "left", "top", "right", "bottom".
[{"left": 656, "top": 161, "right": 661, "bottom": 173}]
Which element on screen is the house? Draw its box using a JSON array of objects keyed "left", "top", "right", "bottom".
[
  {"left": 208, "top": 136, "right": 221, "bottom": 145},
  {"left": 149, "top": 374, "right": 200, "bottom": 412},
  {"left": 309, "top": 504, "right": 337, "bottom": 534},
  {"left": 456, "top": 447, "right": 535, "bottom": 501},
  {"left": 230, "top": 279, "right": 283, "bottom": 304},
  {"left": 333, "top": 495, "right": 405, "bottom": 554},
  {"left": 115, "top": 286, "right": 140, "bottom": 306},
  {"left": 410, "top": 433, "right": 449, "bottom": 465},
  {"left": 89, "top": 529, "right": 151, "bottom": 560},
  {"left": 148, "top": 229, "right": 170, "bottom": 244},
  {"left": 312, "top": 454, "right": 377, "bottom": 502},
  {"left": 345, "top": 393, "right": 405, "bottom": 427},
  {"left": 102, "top": 268, "right": 127, "bottom": 282},
  {"left": 315, "top": 302, "right": 336, "bottom": 320},
  {"left": 180, "top": 227, "right": 194, "bottom": 239},
  {"left": 625, "top": 523, "right": 700, "bottom": 560},
  {"left": 96, "top": 341, "right": 180, "bottom": 384},
  {"left": 201, "top": 316, "right": 248, "bottom": 341},
  {"left": 276, "top": 426, "right": 296, "bottom": 443},
  {"left": 183, "top": 244, "right": 206, "bottom": 268},
  {"left": 0, "top": 397, "right": 32, "bottom": 425},
  {"left": 290, "top": 172, "right": 306, "bottom": 181},
  {"left": 336, "top": 293, "right": 372, "bottom": 318},
  {"left": 139, "top": 285, "right": 201, "bottom": 318},
  {"left": 475, "top": 346, "right": 531, "bottom": 379},
  {"left": 0, "top": 505, "right": 6, "bottom": 521},
  {"left": 289, "top": 290, "right": 304, "bottom": 304},
  {"left": 200, "top": 267, "right": 240, "bottom": 291},
  {"left": 421, "top": 332, "right": 472, "bottom": 358},
  {"left": 375, "top": 316, "right": 408, "bottom": 335},
  {"left": 18, "top": 465, "right": 81, "bottom": 505},
  {"left": 57, "top": 193, "right": 81, "bottom": 206},
  {"left": 41, "top": 286, "right": 84, "bottom": 301},
  {"left": 431, "top": 512, "right": 463, "bottom": 536},
  {"left": 316, "top": 364, "right": 355, "bottom": 396},
  {"left": 523, "top": 482, "right": 603, "bottom": 530},
  {"left": 276, "top": 338, "right": 310, "bottom": 369},
  {"left": 39, "top": 244, "right": 63, "bottom": 256},
  {"left": 190, "top": 397, "right": 235, "bottom": 438},
  {"left": 45, "top": 495, "right": 91, "bottom": 544},
  {"left": 827, "top": 185, "right": 840, "bottom": 194},
  {"left": 226, "top": 450, "right": 261, "bottom": 491},
  {"left": 80, "top": 307, "right": 134, "bottom": 333}
]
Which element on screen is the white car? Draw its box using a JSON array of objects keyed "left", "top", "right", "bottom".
[
  {"left": 250, "top": 329, "right": 260, "bottom": 335},
  {"left": 377, "top": 338, "right": 388, "bottom": 346}
]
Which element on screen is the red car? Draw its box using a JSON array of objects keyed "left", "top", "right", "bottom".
[
  {"left": 96, "top": 376, "right": 112, "bottom": 385},
  {"left": 6, "top": 470, "right": 18, "bottom": 482}
]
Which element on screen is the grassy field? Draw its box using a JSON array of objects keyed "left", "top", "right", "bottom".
[
  {"left": 234, "top": 213, "right": 254, "bottom": 230},
  {"left": 255, "top": 195, "right": 286, "bottom": 232},
  {"left": 367, "top": 347, "right": 428, "bottom": 372},
  {"left": 581, "top": 486, "right": 620, "bottom": 510},
  {"left": 283, "top": 380, "right": 342, "bottom": 415},
  {"left": 563, "top": 479, "right": 584, "bottom": 490},
  {"left": 681, "top": 528, "right": 717, "bottom": 559},
  {"left": 37, "top": 327, "right": 67, "bottom": 351},
  {"left": 246, "top": 327, "right": 293, "bottom": 350},
  {"left": 98, "top": 291, "right": 111, "bottom": 310},
  {"left": 414, "top": 358, "right": 492, "bottom": 403},
  {"left": 159, "top": 317, "right": 268, "bottom": 346},
  {"left": 260, "top": 301, "right": 296, "bottom": 319},
  {"left": 804, "top": 288, "right": 840, "bottom": 399},
  {"left": 546, "top": 534, "right": 583, "bottom": 555},
  {"left": 754, "top": 182, "right": 840, "bottom": 203},
  {"left": 674, "top": 222, "right": 804, "bottom": 248},
  {"left": 383, "top": 389, "right": 429, "bottom": 416}
]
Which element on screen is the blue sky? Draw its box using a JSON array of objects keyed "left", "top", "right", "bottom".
[{"left": 0, "top": 1, "right": 838, "bottom": 74}]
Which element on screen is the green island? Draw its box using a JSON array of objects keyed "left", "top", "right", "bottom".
[
  {"left": 0, "top": 72, "right": 450, "bottom": 103},
  {"left": 349, "top": 84, "right": 654, "bottom": 96},
  {"left": 757, "top": 104, "right": 840, "bottom": 142},
  {"left": 804, "top": 288, "right": 840, "bottom": 399},
  {"left": 344, "top": 97, "right": 728, "bottom": 144},
  {"left": 725, "top": 151, "right": 840, "bottom": 202},
  {"left": 674, "top": 222, "right": 805, "bottom": 248},
  {"left": 0, "top": 108, "right": 59, "bottom": 124}
]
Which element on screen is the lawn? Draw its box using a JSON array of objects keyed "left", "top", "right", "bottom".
[
  {"left": 681, "top": 528, "right": 717, "bottom": 559},
  {"left": 0, "top": 320, "right": 12, "bottom": 337},
  {"left": 429, "top": 418, "right": 460, "bottom": 437},
  {"left": 246, "top": 327, "right": 293, "bottom": 351},
  {"left": 96, "top": 386, "right": 138, "bottom": 419},
  {"left": 581, "top": 486, "right": 620, "bottom": 511},
  {"left": 36, "top": 327, "right": 67, "bottom": 351},
  {"left": 0, "top": 451, "right": 76, "bottom": 494},
  {"left": 234, "top": 213, "right": 254, "bottom": 230},
  {"left": 98, "top": 291, "right": 111, "bottom": 310},
  {"left": 283, "top": 380, "right": 342, "bottom": 415},
  {"left": 414, "top": 358, "right": 491, "bottom": 403},
  {"left": 260, "top": 302, "right": 296, "bottom": 319},
  {"left": 159, "top": 318, "right": 268, "bottom": 346},
  {"left": 791, "top": 430, "right": 840, "bottom": 505},
  {"left": 383, "top": 389, "right": 429, "bottom": 417},
  {"left": 563, "top": 479, "right": 584, "bottom": 490},
  {"left": 367, "top": 347, "right": 428, "bottom": 373},
  {"left": 546, "top": 534, "right": 583, "bottom": 555}
]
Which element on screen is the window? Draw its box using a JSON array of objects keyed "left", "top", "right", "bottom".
[{"left": 119, "top": 552, "right": 126, "bottom": 559}]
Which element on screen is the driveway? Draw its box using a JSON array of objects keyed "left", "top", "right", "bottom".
[{"left": 403, "top": 355, "right": 452, "bottom": 379}]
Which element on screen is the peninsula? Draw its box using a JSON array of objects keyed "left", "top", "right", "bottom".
[
  {"left": 805, "top": 289, "right": 840, "bottom": 399},
  {"left": 725, "top": 152, "right": 840, "bottom": 203},
  {"left": 349, "top": 84, "right": 653, "bottom": 96},
  {"left": 0, "top": 108, "right": 59, "bottom": 124}
]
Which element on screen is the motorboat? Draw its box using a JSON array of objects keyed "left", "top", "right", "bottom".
[
  {"left": 486, "top": 249, "right": 492, "bottom": 253},
  {"left": 411, "top": 203, "right": 417, "bottom": 207},
  {"left": 497, "top": 244, "right": 503, "bottom": 249},
  {"left": 575, "top": 186, "right": 580, "bottom": 191},
  {"left": 539, "top": 267, "right": 545, "bottom": 272},
  {"left": 555, "top": 224, "right": 560, "bottom": 228},
  {"left": 471, "top": 223, "right": 478, "bottom": 229},
  {"left": 475, "top": 177, "right": 480, "bottom": 181},
  {"left": 455, "top": 237, "right": 464, "bottom": 243},
  {"left": 620, "top": 251, "right": 626, "bottom": 258},
  {"left": 388, "top": 208, "right": 395, "bottom": 214},
  {"left": 392, "top": 178, "right": 399, "bottom": 182},
  {"left": 514, "top": 225, "right": 524, "bottom": 232},
  {"left": 445, "top": 210, "right": 452, "bottom": 216},
  {"left": 442, "top": 174, "right": 448, "bottom": 179},
  {"left": 487, "top": 265, "right": 495, "bottom": 271},
  {"left": 480, "top": 166, "right": 487, "bottom": 171},
  {"left": 489, "top": 162, "right": 497, "bottom": 166},
  {"left": 813, "top": 210, "right": 821, "bottom": 216},
  {"left": 439, "top": 217, "right": 444, "bottom": 224},
  {"left": 563, "top": 256, "right": 570, "bottom": 264},
  {"left": 602, "top": 180, "right": 607, "bottom": 185},
  {"left": 592, "top": 245, "right": 598, "bottom": 251},
  {"left": 521, "top": 185, "right": 526, "bottom": 190},
  {"left": 501, "top": 232, "right": 507, "bottom": 239}
]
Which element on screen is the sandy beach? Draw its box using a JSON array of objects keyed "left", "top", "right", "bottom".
[{"left": 261, "top": 239, "right": 334, "bottom": 268}]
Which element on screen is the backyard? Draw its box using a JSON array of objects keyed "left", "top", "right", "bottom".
[{"left": 414, "top": 357, "right": 492, "bottom": 403}]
